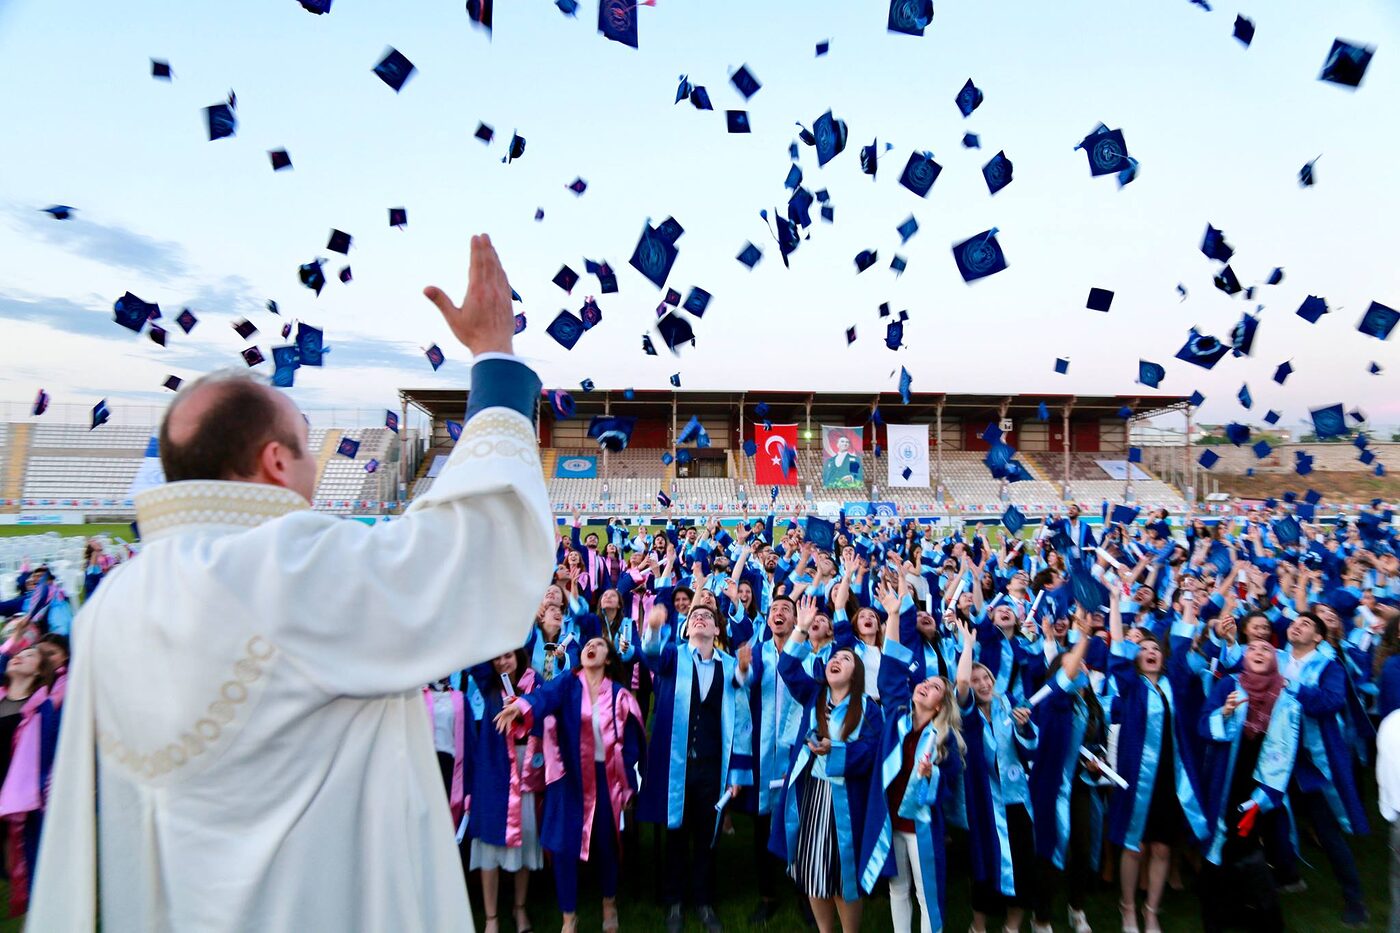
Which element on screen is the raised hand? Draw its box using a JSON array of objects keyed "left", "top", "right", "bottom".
[{"left": 423, "top": 234, "right": 516, "bottom": 356}]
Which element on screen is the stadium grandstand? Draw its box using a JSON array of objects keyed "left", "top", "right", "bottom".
[{"left": 4, "top": 388, "right": 1398, "bottom": 525}]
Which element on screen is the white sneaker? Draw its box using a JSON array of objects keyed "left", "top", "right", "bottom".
[{"left": 1068, "top": 907, "right": 1092, "bottom": 933}]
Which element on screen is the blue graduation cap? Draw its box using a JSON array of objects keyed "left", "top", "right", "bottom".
[
  {"left": 897, "top": 215, "right": 919, "bottom": 243},
  {"left": 683, "top": 287, "right": 711, "bottom": 317},
  {"left": 805, "top": 515, "right": 836, "bottom": 551},
  {"left": 1371, "top": 362, "right": 1383, "bottom": 375},
  {"left": 1225, "top": 423, "right": 1250, "bottom": 446},
  {"left": 1252, "top": 440, "right": 1273, "bottom": 459},
  {"left": 1272, "top": 515, "right": 1302, "bottom": 545},
  {"left": 1296, "top": 451, "right": 1315, "bottom": 476},
  {"left": 1117, "top": 405, "right": 1133, "bottom": 419},
  {"left": 1234, "top": 15, "right": 1254, "bottom": 46},
  {"left": 162, "top": 376, "right": 181, "bottom": 392},
  {"left": 1002, "top": 505, "right": 1027, "bottom": 536},
  {"left": 730, "top": 64, "right": 761, "bottom": 100},
  {"left": 444, "top": 420, "right": 463, "bottom": 442},
  {"left": 955, "top": 78, "right": 984, "bottom": 117},
  {"left": 1263, "top": 409, "right": 1280, "bottom": 425},
  {"left": 547, "top": 390, "right": 576, "bottom": 420},
  {"left": 1138, "top": 360, "right": 1165, "bottom": 389},
  {"left": 891, "top": 255, "right": 907, "bottom": 277},
  {"left": 1273, "top": 361, "right": 1293, "bottom": 385},
  {"left": 656, "top": 312, "right": 695, "bottom": 354},
  {"left": 982, "top": 151, "right": 1013, "bottom": 195},
  {"left": 31, "top": 389, "right": 49, "bottom": 416},
  {"left": 151, "top": 58, "right": 173, "bottom": 78},
  {"left": 952, "top": 228, "right": 1008, "bottom": 282},
  {"left": 1076, "top": 123, "right": 1131, "bottom": 176},
  {"left": 1214, "top": 266, "right": 1242, "bottom": 295},
  {"left": 725, "top": 110, "right": 751, "bottom": 134},
  {"left": 385, "top": 411, "right": 400, "bottom": 433},
  {"left": 963, "top": 133, "right": 980, "bottom": 148},
  {"left": 854, "top": 249, "right": 879, "bottom": 273},
  {"left": 885, "top": 312, "right": 907, "bottom": 350},
  {"left": 241, "top": 347, "right": 265, "bottom": 367},
  {"left": 1038, "top": 401, "right": 1050, "bottom": 422},
  {"left": 846, "top": 326, "right": 858, "bottom": 345},
  {"left": 1238, "top": 384, "right": 1253, "bottom": 409},
  {"left": 580, "top": 297, "right": 603, "bottom": 330},
  {"left": 678, "top": 415, "right": 710, "bottom": 447},
  {"left": 425, "top": 344, "right": 445, "bottom": 371},
  {"left": 780, "top": 444, "right": 797, "bottom": 477},
  {"left": 1296, "top": 295, "right": 1329, "bottom": 323},
  {"left": 113, "top": 292, "right": 156, "bottom": 333},
  {"left": 1067, "top": 564, "right": 1110, "bottom": 613},
  {"left": 860, "top": 139, "right": 883, "bottom": 178},
  {"left": 588, "top": 415, "right": 636, "bottom": 452},
  {"left": 1299, "top": 157, "right": 1319, "bottom": 187},
  {"left": 1198, "top": 449, "right": 1220, "bottom": 469},
  {"left": 271, "top": 346, "right": 300, "bottom": 388},
  {"left": 898, "top": 366, "right": 913, "bottom": 404},
  {"left": 1054, "top": 357, "right": 1070, "bottom": 375},
  {"left": 388, "top": 207, "right": 407, "bottom": 228},
  {"left": 286, "top": 324, "right": 320, "bottom": 368},
  {"left": 629, "top": 221, "right": 680, "bottom": 289},
  {"left": 1358, "top": 301, "right": 1399, "bottom": 340},
  {"left": 41, "top": 205, "right": 75, "bottom": 220},
  {"left": 553, "top": 265, "right": 579, "bottom": 294},
  {"left": 205, "top": 101, "right": 237, "bottom": 141},
  {"left": 464, "top": 0, "right": 492, "bottom": 31},
  {"left": 737, "top": 242, "right": 763, "bottom": 269},
  {"left": 743, "top": 440, "right": 757, "bottom": 457},
  {"left": 1175, "top": 330, "right": 1229, "bottom": 369},
  {"left": 816, "top": 39, "right": 829, "bottom": 55},
  {"left": 784, "top": 165, "right": 803, "bottom": 190},
  {"left": 1304, "top": 489, "right": 1322, "bottom": 506},
  {"left": 1319, "top": 39, "right": 1374, "bottom": 88},
  {"left": 888, "top": 0, "right": 933, "bottom": 35},
  {"left": 1087, "top": 288, "right": 1114, "bottom": 312},
  {"left": 899, "top": 151, "right": 943, "bottom": 198},
  {"left": 981, "top": 422, "right": 1004, "bottom": 444},
  {"left": 1201, "top": 224, "right": 1234, "bottom": 262},
  {"left": 1296, "top": 502, "right": 1317, "bottom": 521},
  {"left": 546, "top": 311, "right": 585, "bottom": 350},
  {"left": 1310, "top": 403, "right": 1347, "bottom": 439},
  {"left": 1231, "top": 312, "right": 1259, "bottom": 357},
  {"left": 299, "top": 258, "right": 327, "bottom": 296},
  {"left": 336, "top": 436, "right": 360, "bottom": 459},
  {"left": 670, "top": 373, "right": 682, "bottom": 388},
  {"left": 373, "top": 47, "right": 416, "bottom": 92},
  {"left": 1110, "top": 504, "right": 1140, "bottom": 526},
  {"left": 812, "top": 110, "right": 848, "bottom": 166},
  {"left": 597, "top": 0, "right": 638, "bottom": 47},
  {"left": 90, "top": 399, "right": 110, "bottom": 431}
]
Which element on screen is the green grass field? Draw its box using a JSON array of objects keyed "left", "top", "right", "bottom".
[{"left": 0, "top": 523, "right": 131, "bottom": 540}]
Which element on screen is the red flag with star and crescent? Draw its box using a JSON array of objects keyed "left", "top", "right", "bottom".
[{"left": 754, "top": 423, "right": 799, "bottom": 486}]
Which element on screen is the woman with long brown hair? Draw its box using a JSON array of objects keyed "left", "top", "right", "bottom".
[{"left": 0, "top": 646, "right": 57, "bottom": 916}]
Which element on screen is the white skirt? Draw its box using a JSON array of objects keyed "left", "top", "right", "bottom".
[{"left": 469, "top": 747, "right": 543, "bottom": 872}]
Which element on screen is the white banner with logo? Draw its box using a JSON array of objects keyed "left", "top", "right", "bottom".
[{"left": 887, "top": 423, "right": 930, "bottom": 487}]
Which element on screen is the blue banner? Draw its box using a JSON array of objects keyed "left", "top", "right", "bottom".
[
  {"left": 555, "top": 455, "right": 598, "bottom": 478},
  {"left": 843, "top": 501, "right": 898, "bottom": 520}
]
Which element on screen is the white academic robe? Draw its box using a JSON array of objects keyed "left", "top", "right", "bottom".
[{"left": 30, "top": 406, "right": 554, "bottom": 932}]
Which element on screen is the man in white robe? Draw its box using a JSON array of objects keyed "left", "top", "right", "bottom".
[{"left": 30, "top": 235, "right": 554, "bottom": 932}]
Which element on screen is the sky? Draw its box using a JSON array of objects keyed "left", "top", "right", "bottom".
[{"left": 0, "top": 0, "right": 1398, "bottom": 434}]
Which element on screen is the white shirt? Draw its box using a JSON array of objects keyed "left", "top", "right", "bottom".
[
  {"left": 1379, "top": 712, "right": 1400, "bottom": 822},
  {"left": 430, "top": 690, "right": 457, "bottom": 756},
  {"left": 31, "top": 405, "right": 554, "bottom": 933},
  {"left": 591, "top": 684, "right": 607, "bottom": 762}
]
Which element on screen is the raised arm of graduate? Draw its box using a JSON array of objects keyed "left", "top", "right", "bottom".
[{"left": 223, "top": 235, "right": 554, "bottom": 697}]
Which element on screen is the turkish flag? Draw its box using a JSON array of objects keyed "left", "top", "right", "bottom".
[{"left": 754, "top": 423, "right": 800, "bottom": 486}]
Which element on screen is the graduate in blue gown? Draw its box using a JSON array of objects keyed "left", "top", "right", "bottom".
[
  {"left": 769, "top": 595, "right": 883, "bottom": 933},
  {"left": 860, "top": 584, "right": 967, "bottom": 933}
]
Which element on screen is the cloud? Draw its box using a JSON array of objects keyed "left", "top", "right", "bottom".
[
  {"left": 8, "top": 208, "right": 189, "bottom": 281},
  {"left": 0, "top": 291, "right": 112, "bottom": 338}
]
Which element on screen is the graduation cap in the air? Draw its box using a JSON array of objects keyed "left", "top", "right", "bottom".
[
  {"left": 1273, "top": 361, "right": 1293, "bottom": 385},
  {"left": 1233, "top": 15, "right": 1254, "bottom": 46},
  {"left": 147, "top": 325, "right": 168, "bottom": 347},
  {"left": 294, "top": 323, "right": 323, "bottom": 366},
  {"left": 31, "top": 389, "right": 49, "bottom": 416},
  {"left": 1361, "top": 449, "right": 1377, "bottom": 465},
  {"left": 1054, "top": 357, "right": 1070, "bottom": 374},
  {"left": 1358, "top": 302, "right": 1399, "bottom": 340},
  {"left": 860, "top": 139, "right": 889, "bottom": 178},
  {"left": 205, "top": 100, "right": 237, "bottom": 141},
  {"left": 678, "top": 414, "right": 710, "bottom": 447},
  {"left": 962, "top": 133, "right": 980, "bottom": 149},
  {"left": 784, "top": 164, "right": 804, "bottom": 191},
  {"left": 730, "top": 64, "right": 761, "bottom": 99},
  {"left": 737, "top": 242, "right": 762, "bottom": 269},
  {"left": 726, "top": 110, "right": 751, "bottom": 134},
  {"left": 579, "top": 297, "right": 603, "bottom": 330},
  {"left": 1238, "top": 384, "right": 1253, "bottom": 409},
  {"left": 1039, "top": 401, "right": 1051, "bottom": 422},
  {"left": 952, "top": 228, "right": 1007, "bottom": 282},
  {"left": 683, "top": 287, "right": 711, "bottom": 317},
  {"left": 1201, "top": 224, "right": 1234, "bottom": 263},
  {"left": 90, "top": 399, "right": 110, "bottom": 431},
  {"left": 551, "top": 265, "right": 580, "bottom": 294},
  {"left": 885, "top": 311, "right": 908, "bottom": 350},
  {"left": 955, "top": 79, "right": 984, "bottom": 117},
  {"left": 1273, "top": 515, "right": 1302, "bottom": 546},
  {"left": 1299, "top": 157, "right": 1319, "bottom": 188},
  {"left": 1138, "top": 360, "right": 1165, "bottom": 389},
  {"left": 326, "top": 230, "right": 352, "bottom": 255},
  {"left": 500, "top": 132, "right": 526, "bottom": 164},
  {"left": 1002, "top": 505, "right": 1027, "bottom": 536},
  {"left": 982, "top": 151, "right": 1013, "bottom": 195},
  {"left": 388, "top": 207, "right": 408, "bottom": 229},
  {"left": 41, "top": 205, "right": 75, "bottom": 220},
  {"left": 1309, "top": 403, "right": 1347, "bottom": 439},
  {"left": 1214, "top": 266, "right": 1242, "bottom": 296},
  {"left": 845, "top": 326, "right": 857, "bottom": 345},
  {"left": 336, "top": 436, "right": 360, "bottom": 459},
  {"left": 269, "top": 149, "right": 292, "bottom": 171},
  {"left": 547, "top": 389, "right": 576, "bottom": 419},
  {"left": 1230, "top": 312, "right": 1259, "bottom": 356},
  {"left": 299, "top": 259, "right": 327, "bottom": 296},
  {"left": 546, "top": 310, "right": 585, "bottom": 350},
  {"left": 241, "top": 347, "right": 265, "bottom": 367},
  {"left": 1296, "top": 295, "right": 1329, "bottom": 323},
  {"left": 1128, "top": 446, "right": 1142, "bottom": 463},
  {"left": 1110, "top": 504, "right": 1140, "bottom": 526},
  {"left": 424, "top": 344, "right": 445, "bottom": 371},
  {"left": 888, "top": 0, "right": 933, "bottom": 35},
  {"left": 151, "top": 59, "right": 172, "bottom": 79},
  {"left": 1319, "top": 39, "right": 1375, "bottom": 88},
  {"left": 1175, "top": 329, "right": 1229, "bottom": 369},
  {"left": 855, "top": 249, "right": 879, "bottom": 273},
  {"left": 233, "top": 318, "right": 258, "bottom": 340},
  {"left": 373, "top": 47, "right": 416, "bottom": 92},
  {"left": 598, "top": 0, "right": 640, "bottom": 46},
  {"left": 1225, "top": 423, "right": 1251, "bottom": 446},
  {"left": 899, "top": 366, "right": 913, "bottom": 404},
  {"left": 1075, "top": 123, "right": 1131, "bottom": 176},
  {"left": 1267, "top": 267, "right": 1284, "bottom": 286},
  {"left": 588, "top": 415, "right": 636, "bottom": 452},
  {"left": 300, "top": 0, "right": 332, "bottom": 12},
  {"left": 1198, "top": 449, "right": 1219, "bottom": 469},
  {"left": 897, "top": 216, "right": 919, "bottom": 244},
  {"left": 899, "top": 151, "right": 942, "bottom": 198},
  {"left": 1252, "top": 440, "right": 1273, "bottom": 459},
  {"left": 162, "top": 376, "right": 182, "bottom": 392},
  {"left": 1087, "top": 288, "right": 1114, "bottom": 312},
  {"left": 656, "top": 312, "right": 696, "bottom": 354},
  {"left": 113, "top": 292, "right": 156, "bottom": 333},
  {"left": 630, "top": 220, "right": 680, "bottom": 289},
  {"left": 810, "top": 110, "right": 848, "bottom": 166},
  {"left": 465, "top": 0, "right": 493, "bottom": 32},
  {"left": 270, "top": 346, "right": 300, "bottom": 388}
]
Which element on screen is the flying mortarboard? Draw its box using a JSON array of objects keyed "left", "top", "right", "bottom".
[
  {"left": 1273, "top": 361, "right": 1293, "bottom": 384},
  {"left": 385, "top": 410, "right": 400, "bottom": 433},
  {"left": 955, "top": 78, "right": 984, "bottom": 117},
  {"left": 1225, "top": 423, "right": 1251, "bottom": 446},
  {"left": 1310, "top": 403, "right": 1347, "bottom": 439},
  {"left": 553, "top": 265, "right": 580, "bottom": 294},
  {"left": 241, "top": 347, "right": 265, "bottom": 367},
  {"left": 962, "top": 133, "right": 980, "bottom": 149},
  {"left": 1213, "top": 266, "right": 1242, "bottom": 295},
  {"left": 1319, "top": 39, "right": 1375, "bottom": 88},
  {"left": 502, "top": 133, "right": 526, "bottom": 163},
  {"left": 31, "top": 390, "right": 49, "bottom": 416},
  {"left": 1371, "top": 362, "right": 1383, "bottom": 374},
  {"left": 205, "top": 101, "right": 236, "bottom": 141},
  {"left": 899, "top": 366, "right": 913, "bottom": 404},
  {"left": 952, "top": 228, "right": 1007, "bottom": 282},
  {"left": 373, "top": 48, "right": 416, "bottom": 92},
  {"left": 1200, "top": 224, "right": 1234, "bottom": 263},
  {"left": 885, "top": 312, "right": 907, "bottom": 350},
  {"left": 425, "top": 344, "right": 445, "bottom": 370},
  {"left": 982, "top": 151, "right": 1013, "bottom": 195},
  {"left": 657, "top": 312, "right": 695, "bottom": 353},
  {"left": 281, "top": 322, "right": 292, "bottom": 339},
  {"left": 546, "top": 310, "right": 585, "bottom": 350},
  {"left": 386, "top": 207, "right": 408, "bottom": 229},
  {"left": 580, "top": 297, "right": 603, "bottom": 330},
  {"left": 1361, "top": 449, "right": 1377, "bottom": 465},
  {"left": 1198, "top": 449, "right": 1220, "bottom": 469},
  {"left": 630, "top": 221, "right": 680, "bottom": 289},
  {"left": 295, "top": 323, "right": 323, "bottom": 366},
  {"left": 899, "top": 151, "right": 942, "bottom": 198},
  {"left": 151, "top": 59, "right": 172, "bottom": 79},
  {"left": 1268, "top": 267, "right": 1284, "bottom": 285},
  {"left": 547, "top": 390, "right": 576, "bottom": 419},
  {"left": 1039, "top": 401, "right": 1051, "bottom": 422},
  {"left": 854, "top": 249, "right": 879, "bottom": 273},
  {"left": 1087, "top": 288, "right": 1114, "bottom": 312},
  {"left": 90, "top": 399, "right": 110, "bottom": 431},
  {"left": 1251, "top": 440, "right": 1273, "bottom": 459},
  {"left": 811, "top": 110, "right": 848, "bottom": 166},
  {"left": 1188, "top": 391, "right": 1205, "bottom": 408},
  {"left": 1238, "top": 384, "right": 1253, "bottom": 409},
  {"left": 233, "top": 318, "right": 258, "bottom": 340},
  {"left": 271, "top": 346, "right": 300, "bottom": 388},
  {"left": 683, "top": 287, "right": 711, "bottom": 317},
  {"left": 1128, "top": 446, "right": 1142, "bottom": 463},
  {"left": 897, "top": 215, "right": 919, "bottom": 244},
  {"left": 1299, "top": 157, "right": 1319, "bottom": 187},
  {"left": 162, "top": 376, "right": 182, "bottom": 392},
  {"left": 1230, "top": 312, "right": 1259, "bottom": 356},
  {"left": 597, "top": 0, "right": 639, "bottom": 48},
  {"left": 888, "top": 0, "right": 933, "bottom": 35},
  {"left": 465, "top": 0, "right": 493, "bottom": 32},
  {"left": 726, "top": 111, "right": 751, "bottom": 134},
  {"left": 1358, "top": 301, "right": 1399, "bottom": 340},
  {"left": 326, "top": 229, "right": 352, "bottom": 255},
  {"left": 300, "top": 0, "right": 332, "bottom": 11},
  {"left": 566, "top": 178, "right": 588, "bottom": 195},
  {"left": 1138, "top": 360, "right": 1165, "bottom": 389},
  {"left": 784, "top": 165, "right": 804, "bottom": 191},
  {"left": 113, "top": 292, "right": 156, "bottom": 333},
  {"left": 1234, "top": 15, "right": 1254, "bottom": 46},
  {"left": 1002, "top": 505, "right": 1027, "bottom": 536},
  {"left": 1054, "top": 357, "right": 1070, "bottom": 374},
  {"left": 1175, "top": 330, "right": 1229, "bottom": 369},
  {"left": 337, "top": 436, "right": 361, "bottom": 458},
  {"left": 1075, "top": 123, "right": 1131, "bottom": 176},
  {"left": 365, "top": 459, "right": 379, "bottom": 474},
  {"left": 1296, "top": 295, "right": 1329, "bottom": 323},
  {"left": 737, "top": 242, "right": 763, "bottom": 268},
  {"left": 670, "top": 373, "right": 682, "bottom": 388},
  {"left": 846, "top": 326, "right": 857, "bottom": 345},
  {"left": 41, "top": 206, "right": 74, "bottom": 220},
  {"left": 730, "top": 64, "right": 761, "bottom": 99},
  {"left": 338, "top": 267, "right": 352, "bottom": 284},
  {"left": 816, "top": 39, "right": 830, "bottom": 56},
  {"left": 1264, "top": 409, "right": 1280, "bottom": 425},
  {"left": 804, "top": 515, "right": 836, "bottom": 550},
  {"left": 299, "top": 259, "right": 327, "bottom": 296},
  {"left": 1110, "top": 504, "right": 1140, "bottom": 526}
]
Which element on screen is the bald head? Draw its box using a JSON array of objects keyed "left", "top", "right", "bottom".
[{"left": 159, "top": 371, "right": 315, "bottom": 499}]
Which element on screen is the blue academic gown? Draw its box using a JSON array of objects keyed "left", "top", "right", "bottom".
[
  {"left": 1277, "top": 646, "right": 1369, "bottom": 835},
  {"left": 858, "top": 640, "right": 965, "bottom": 931},
  {"left": 959, "top": 689, "right": 1038, "bottom": 897},
  {"left": 1028, "top": 668, "right": 1100, "bottom": 869},
  {"left": 741, "top": 636, "right": 805, "bottom": 817},
  {"left": 465, "top": 671, "right": 543, "bottom": 847},
  {"left": 767, "top": 641, "right": 883, "bottom": 902},
  {"left": 636, "top": 637, "right": 752, "bottom": 829},
  {"left": 1105, "top": 643, "right": 1210, "bottom": 852}
]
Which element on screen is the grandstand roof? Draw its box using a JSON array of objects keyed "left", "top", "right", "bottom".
[{"left": 400, "top": 388, "right": 1192, "bottom": 422}]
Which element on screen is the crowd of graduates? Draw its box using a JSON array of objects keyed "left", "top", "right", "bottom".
[{"left": 426, "top": 499, "right": 1400, "bottom": 933}]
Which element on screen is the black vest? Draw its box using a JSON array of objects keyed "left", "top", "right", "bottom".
[{"left": 687, "top": 659, "right": 723, "bottom": 763}]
